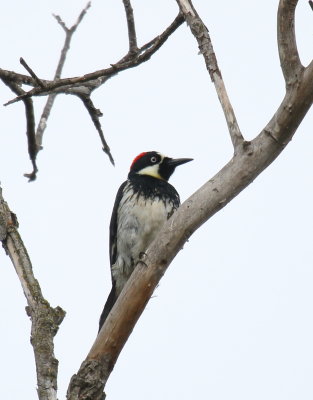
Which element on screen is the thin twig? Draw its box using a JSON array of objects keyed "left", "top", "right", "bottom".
[
  {"left": 1, "top": 78, "right": 38, "bottom": 180},
  {"left": 0, "top": 186, "right": 66, "bottom": 400},
  {"left": 309, "top": 1, "right": 313, "bottom": 11},
  {"left": 36, "top": 2, "right": 91, "bottom": 150},
  {"left": 176, "top": 0, "right": 244, "bottom": 150},
  {"left": 122, "top": 0, "right": 138, "bottom": 54},
  {"left": 79, "top": 94, "right": 115, "bottom": 165},
  {"left": 20, "top": 57, "right": 45, "bottom": 88}
]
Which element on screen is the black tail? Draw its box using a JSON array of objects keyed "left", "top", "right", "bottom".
[{"left": 98, "top": 284, "right": 117, "bottom": 332}]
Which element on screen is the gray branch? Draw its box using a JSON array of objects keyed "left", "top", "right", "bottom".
[
  {"left": 277, "top": 0, "right": 303, "bottom": 87},
  {"left": 122, "top": 0, "right": 138, "bottom": 55},
  {"left": 0, "top": 186, "right": 65, "bottom": 400}
]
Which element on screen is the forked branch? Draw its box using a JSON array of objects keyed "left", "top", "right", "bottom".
[{"left": 36, "top": 2, "right": 92, "bottom": 152}]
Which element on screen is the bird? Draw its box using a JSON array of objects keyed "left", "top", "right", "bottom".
[{"left": 98, "top": 151, "right": 193, "bottom": 331}]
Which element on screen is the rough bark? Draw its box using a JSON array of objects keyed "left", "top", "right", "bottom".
[{"left": 0, "top": 187, "right": 65, "bottom": 400}]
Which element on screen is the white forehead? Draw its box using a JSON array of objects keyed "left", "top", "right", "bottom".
[{"left": 158, "top": 153, "right": 165, "bottom": 161}]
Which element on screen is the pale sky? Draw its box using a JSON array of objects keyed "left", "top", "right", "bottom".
[{"left": 1, "top": 1, "right": 313, "bottom": 399}]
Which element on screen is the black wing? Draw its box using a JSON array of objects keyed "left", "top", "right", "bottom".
[
  {"left": 99, "top": 180, "right": 128, "bottom": 332},
  {"left": 99, "top": 284, "right": 116, "bottom": 331},
  {"left": 109, "top": 180, "right": 128, "bottom": 271}
]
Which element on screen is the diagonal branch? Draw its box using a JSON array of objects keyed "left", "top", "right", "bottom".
[
  {"left": 78, "top": 94, "right": 115, "bottom": 164},
  {"left": 176, "top": 0, "right": 244, "bottom": 151},
  {"left": 277, "top": 0, "right": 303, "bottom": 87},
  {"left": 0, "top": 186, "right": 66, "bottom": 400},
  {"left": 20, "top": 57, "right": 45, "bottom": 88}
]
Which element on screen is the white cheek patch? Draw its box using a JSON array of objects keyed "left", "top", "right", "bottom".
[{"left": 138, "top": 164, "right": 162, "bottom": 179}]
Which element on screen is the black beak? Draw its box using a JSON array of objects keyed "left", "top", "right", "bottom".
[{"left": 166, "top": 157, "right": 193, "bottom": 168}]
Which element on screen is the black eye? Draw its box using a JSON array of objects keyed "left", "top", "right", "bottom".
[{"left": 150, "top": 156, "right": 157, "bottom": 163}]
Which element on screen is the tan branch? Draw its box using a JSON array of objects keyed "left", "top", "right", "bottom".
[
  {"left": 0, "top": 186, "right": 65, "bottom": 400},
  {"left": 176, "top": 0, "right": 244, "bottom": 150}
]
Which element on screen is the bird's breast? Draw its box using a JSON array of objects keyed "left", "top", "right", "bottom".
[{"left": 112, "top": 186, "right": 179, "bottom": 294}]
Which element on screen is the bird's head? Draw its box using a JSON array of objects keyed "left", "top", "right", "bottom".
[{"left": 128, "top": 151, "right": 193, "bottom": 181}]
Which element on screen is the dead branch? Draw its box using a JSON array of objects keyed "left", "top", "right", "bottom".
[{"left": 0, "top": 186, "right": 65, "bottom": 400}]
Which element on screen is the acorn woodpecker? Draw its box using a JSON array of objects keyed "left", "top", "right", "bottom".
[{"left": 99, "top": 151, "right": 193, "bottom": 331}]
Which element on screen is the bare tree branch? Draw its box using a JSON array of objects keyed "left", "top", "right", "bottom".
[
  {"left": 0, "top": 186, "right": 65, "bottom": 400},
  {"left": 309, "top": 1, "right": 313, "bottom": 11},
  {"left": 20, "top": 57, "right": 45, "bottom": 88},
  {"left": 78, "top": 94, "right": 115, "bottom": 164},
  {"left": 36, "top": 2, "right": 91, "bottom": 150},
  {"left": 277, "top": 0, "right": 303, "bottom": 86},
  {"left": 122, "top": 0, "right": 138, "bottom": 55},
  {"left": 1, "top": 78, "right": 38, "bottom": 181},
  {"left": 0, "top": 3, "right": 91, "bottom": 180},
  {"left": 176, "top": 0, "right": 244, "bottom": 150}
]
